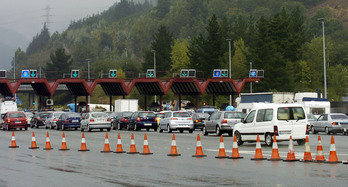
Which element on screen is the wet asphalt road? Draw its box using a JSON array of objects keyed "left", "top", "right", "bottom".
[{"left": 1, "top": 128, "right": 348, "bottom": 186}]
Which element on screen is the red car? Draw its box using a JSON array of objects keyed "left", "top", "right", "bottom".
[{"left": 1, "top": 111, "right": 28, "bottom": 130}]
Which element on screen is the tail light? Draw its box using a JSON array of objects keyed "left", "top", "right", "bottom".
[
  {"left": 37, "top": 117, "right": 40, "bottom": 120},
  {"left": 221, "top": 119, "right": 227, "bottom": 124},
  {"left": 25, "top": 117, "right": 27, "bottom": 122},
  {"left": 137, "top": 117, "right": 141, "bottom": 122},
  {"left": 306, "top": 124, "right": 310, "bottom": 135},
  {"left": 332, "top": 122, "right": 338, "bottom": 125},
  {"left": 90, "top": 119, "right": 95, "bottom": 122},
  {"left": 274, "top": 126, "right": 279, "bottom": 136},
  {"left": 171, "top": 118, "right": 178, "bottom": 120},
  {"left": 53, "top": 118, "right": 58, "bottom": 122},
  {"left": 65, "top": 120, "right": 69, "bottom": 123},
  {"left": 155, "top": 118, "right": 157, "bottom": 122},
  {"left": 122, "top": 118, "right": 128, "bottom": 122},
  {"left": 8, "top": 119, "right": 10, "bottom": 123},
  {"left": 107, "top": 118, "right": 111, "bottom": 121},
  {"left": 187, "top": 118, "right": 192, "bottom": 120},
  {"left": 195, "top": 119, "right": 201, "bottom": 123}
]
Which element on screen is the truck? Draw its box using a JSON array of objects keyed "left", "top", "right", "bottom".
[
  {"left": 114, "top": 99, "right": 138, "bottom": 112},
  {"left": 0, "top": 97, "right": 18, "bottom": 115},
  {"left": 67, "top": 103, "right": 113, "bottom": 112},
  {"left": 293, "top": 92, "right": 330, "bottom": 117}
]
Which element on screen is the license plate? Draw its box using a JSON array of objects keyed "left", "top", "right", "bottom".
[
  {"left": 145, "top": 123, "right": 152, "bottom": 126},
  {"left": 72, "top": 120, "right": 79, "bottom": 122},
  {"left": 15, "top": 121, "right": 22, "bottom": 123}
]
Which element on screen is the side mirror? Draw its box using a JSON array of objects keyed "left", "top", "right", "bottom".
[{"left": 241, "top": 118, "right": 245, "bottom": 123}]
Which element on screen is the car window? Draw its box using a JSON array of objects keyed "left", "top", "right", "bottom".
[
  {"left": 331, "top": 114, "right": 348, "bottom": 120},
  {"left": 277, "top": 107, "right": 305, "bottom": 120},
  {"left": 173, "top": 112, "right": 190, "bottom": 117},
  {"left": 59, "top": 114, "right": 65, "bottom": 119},
  {"left": 25, "top": 113, "right": 33, "bottom": 118},
  {"left": 139, "top": 112, "right": 155, "bottom": 117},
  {"left": 210, "top": 112, "right": 220, "bottom": 120},
  {"left": 318, "top": 115, "right": 324, "bottom": 121},
  {"left": 224, "top": 112, "right": 243, "bottom": 119},
  {"left": 156, "top": 113, "right": 165, "bottom": 118},
  {"left": 39, "top": 113, "right": 50, "bottom": 118},
  {"left": 256, "top": 109, "right": 273, "bottom": 122},
  {"left": 164, "top": 112, "right": 171, "bottom": 118},
  {"left": 307, "top": 113, "right": 317, "bottom": 120},
  {"left": 91, "top": 113, "right": 107, "bottom": 118},
  {"left": 9, "top": 112, "right": 25, "bottom": 118},
  {"left": 322, "top": 114, "right": 328, "bottom": 121},
  {"left": 68, "top": 113, "right": 81, "bottom": 118},
  {"left": 122, "top": 112, "right": 133, "bottom": 117},
  {"left": 245, "top": 110, "right": 256, "bottom": 123},
  {"left": 54, "top": 113, "right": 63, "bottom": 117}
]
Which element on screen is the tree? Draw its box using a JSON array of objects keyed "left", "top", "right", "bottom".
[
  {"left": 170, "top": 39, "right": 190, "bottom": 73},
  {"left": 26, "top": 23, "right": 50, "bottom": 55},
  {"left": 46, "top": 48, "right": 73, "bottom": 79},
  {"left": 231, "top": 38, "right": 248, "bottom": 78},
  {"left": 99, "top": 32, "right": 114, "bottom": 50}
]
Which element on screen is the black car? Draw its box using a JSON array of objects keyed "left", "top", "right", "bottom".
[
  {"left": 110, "top": 111, "right": 133, "bottom": 130},
  {"left": 192, "top": 112, "right": 210, "bottom": 130},
  {"left": 127, "top": 111, "right": 157, "bottom": 131},
  {"left": 30, "top": 112, "right": 51, "bottom": 128}
]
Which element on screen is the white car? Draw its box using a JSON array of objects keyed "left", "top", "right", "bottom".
[
  {"left": 159, "top": 111, "right": 194, "bottom": 133},
  {"left": 80, "top": 112, "right": 111, "bottom": 132},
  {"left": 45, "top": 112, "right": 64, "bottom": 129},
  {"left": 233, "top": 103, "right": 309, "bottom": 146}
]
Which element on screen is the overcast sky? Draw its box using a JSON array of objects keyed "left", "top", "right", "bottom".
[{"left": 0, "top": 0, "right": 117, "bottom": 40}]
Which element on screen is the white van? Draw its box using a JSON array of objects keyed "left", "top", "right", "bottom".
[
  {"left": 233, "top": 103, "right": 309, "bottom": 146},
  {"left": 0, "top": 98, "right": 18, "bottom": 115}
]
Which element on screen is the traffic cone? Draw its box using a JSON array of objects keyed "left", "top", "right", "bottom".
[
  {"left": 283, "top": 136, "right": 299, "bottom": 162},
  {"left": 59, "top": 132, "right": 69, "bottom": 151},
  {"left": 8, "top": 132, "right": 19, "bottom": 148},
  {"left": 215, "top": 135, "right": 229, "bottom": 159},
  {"left": 101, "top": 132, "right": 112, "bottom": 153},
  {"left": 167, "top": 134, "right": 181, "bottom": 156},
  {"left": 114, "top": 133, "right": 126, "bottom": 153},
  {"left": 268, "top": 135, "right": 282, "bottom": 161},
  {"left": 28, "top": 132, "right": 39, "bottom": 149},
  {"left": 127, "top": 133, "right": 139, "bottom": 154},
  {"left": 251, "top": 134, "right": 266, "bottom": 160},
  {"left": 43, "top": 132, "right": 53, "bottom": 150},
  {"left": 140, "top": 133, "right": 153, "bottom": 155},
  {"left": 78, "top": 133, "right": 90, "bottom": 151},
  {"left": 192, "top": 134, "right": 206, "bottom": 157},
  {"left": 325, "top": 136, "right": 341, "bottom": 163},
  {"left": 300, "top": 136, "right": 312, "bottom": 162},
  {"left": 314, "top": 136, "right": 325, "bottom": 162},
  {"left": 229, "top": 135, "right": 243, "bottom": 159}
]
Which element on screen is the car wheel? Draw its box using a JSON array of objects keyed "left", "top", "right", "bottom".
[
  {"left": 50, "top": 124, "right": 54, "bottom": 129},
  {"left": 112, "top": 122, "right": 116, "bottom": 130},
  {"left": 167, "top": 125, "right": 171, "bottom": 133},
  {"left": 265, "top": 133, "right": 273, "bottom": 146},
  {"left": 159, "top": 128, "right": 163, "bottom": 133},
  {"left": 6, "top": 125, "right": 9, "bottom": 131},
  {"left": 56, "top": 124, "right": 60, "bottom": 130},
  {"left": 235, "top": 131, "right": 243, "bottom": 146},
  {"left": 80, "top": 125, "right": 84, "bottom": 132},
  {"left": 311, "top": 126, "right": 317, "bottom": 134},
  {"left": 107, "top": 128, "right": 111, "bottom": 132},
  {"left": 325, "top": 127, "right": 330, "bottom": 135},
  {"left": 297, "top": 139, "right": 306, "bottom": 145},
  {"left": 202, "top": 126, "right": 208, "bottom": 136},
  {"left": 25, "top": 127, "right": 28, "bottom": 130},
  {"left": 45, "top": 125, "right": 48, "bottom": 129},
  {"left": 146, "top": 128, "right": 149, "bottom": 131},
  {"left": 87, "top": 125, "right": 91, "bottom": 132},
  {"left": 134, "top": 124, "right": 138, "bottom": 131},
  {"left": 154, "top": 127, "right": 157, "bottom": 131},
  {"left": 189, "top": 130, "right": 193, "bottom": 133},
  {"left": 127, "top": 124, "right": 131, "bottom": 131},
  {"left": 179, "top": 130, "right": 183, "bottom": 133},
  {"left": 216, "top": 126, "right": 221, "bottom": 136},
  {"left": 62, "top": 124, "right": 65, "bottom": 131},
  {"left": 35, "top": 122, "right": 39, "bottom": 128},
  {"left": 117, "top": 123, "right": 121, "bottom": 130},
  {"left": 228, "top": 132, "right": 233, "bottom": 136},
  {"left": 100, "top": 129, "right": 103, "bottom": 131}
]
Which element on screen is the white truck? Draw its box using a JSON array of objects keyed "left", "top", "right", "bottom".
[
  {"left": 114, "top": 99, "right": 138, "bottom": 112},
  {"left": 294, "top": 92, "right": 330, "bottom": 117},
  {"left": 0, "top": 97, "right": 18, "bottom": 115}
]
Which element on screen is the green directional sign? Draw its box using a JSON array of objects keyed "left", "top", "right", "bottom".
[
  {"left": 221, "top": 69, "right": 228, "bottom": 77},
  {"left": 146, "top": 69, "right": 155, "bottom": 78},
  {"left": 181, "top": 70, "right": 188, "bottom": 77},
  {"left": 109, "top": 69, "right": 117, "bottom": 78},
  {"left": 29, "top": 70, "right": 37, "bottom": 78},
  {"left": 71, "top": 70, "right": 79, "bottom": 78}
]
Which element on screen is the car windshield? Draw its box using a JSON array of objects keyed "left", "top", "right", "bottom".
[
  {"left": 307, "top": 113, "right": 317, "bottom": 120},
  {"left": 68, "top": 113, "right": 81, "bottom": 118},
  {"left": 156, "top": 113, "right": 165, "bottom": 118},
  {"left": 9, "top": 112, "right": 25, "bottom": 118},
  {"left": 139, "top": 112, "right": 155, "bottom": 117},
  {"left": 39, "top": 113, "right": 50, "bottom": 118},
  {"left": 195, "top": 113, "right": 209, "bottom": 118},
  {"left": 25, "top": 113, "right": 33, "bottom": 117},
  {"left": 91, "top": 113, "right": 108, "bottom": 118},
  {"left": 224, "top": 112, "right": 243, "bottom": 119},
  {"left": 54, "top": 113, "right": 63, "bottom": 117},
  {"left": 173, "top": 112, "right": 191, "bottom": 117},
  {"left": 110, "top": 113, "right": 118, "bottom": 118},
  {"left": 331, "top": 114, "right": 348, "bottom": 120},
  {"left": 122, "top": 112, "right": 133, "bottom": 117}
]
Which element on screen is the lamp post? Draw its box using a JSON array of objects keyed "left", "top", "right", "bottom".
[
  {"left": 87, "top": 59, "right": 90, "bottom": 104},
  {"left": 152, "top": 50, "right": 157, "bottom": 103},
  {"left": 125, "top": 48, "right": 128, "bottom": 65},
  {"left": 226, "top": 39, "right": 232, "bottom": 106},
  {"left": 250, "top": 62, "right": 252, "bottom": 93},
  {"left": 318, "top": 18, "right": 327, "bottom": 99},
  {"left": 14, "top": 52, "right": 16, "bottom": 101}
]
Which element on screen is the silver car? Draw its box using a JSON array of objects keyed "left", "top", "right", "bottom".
[
  {"left": 45, "top": 112, "right": 64, "bottom": 129},
  {"left": 311, "top": 113, "right": 348, "bottom": 135},
  {"left": 159, "top": 111, "right": 194, "bottom": 133},
  {"left": 203, "top": 111, "right": 243, "bottom": 136},
  {"left": 24, "top": 112, "right": 33, "bottom": 126},
  {"left": 80, "top": 112, "right": 111, "bottom": 132}
]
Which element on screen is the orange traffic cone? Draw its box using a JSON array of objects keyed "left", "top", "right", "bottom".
[
  {"left": 8, "top": 132, "right": 19, "bottom": 148},
  {"left": 283, "top": 136, "right": 299, "bottom": 162},
  {"left": 43, "top": 132, "right": 53, "bottom": 150},
  {"left": 229, "top": 135, "right": 243, "bottom": 159},
  {"left": 59, "top": 132, "right": 69, "bottom": 151},
  {"left": 251, "top": 134, "right": 266, "bottom": 160},
  {"left": 78, "top": 133, "right": 90, "bottom": 151},
  {"left": 300, "top": 136, "right": 312, "bottom": 162},
  {"left": 192, "top": 134, "right": 206, "bottom": 157},
  {"left": 28, "top": 132, "right": 39, "bottom": 149},
  {"left": 114, "top": 133, "right": 126, "bottom": 153},
  {"left": 140, "top": 133, "right": 153, "bottom": 155},
  {"left": 314, "top": 136, "right": 325, "bottom": 162},
  {"left": 215, "top": 135, "right": 229, "bottom": 159},
  {"left": 101, "top": 132, "right": 112, "bottom": 153},
  {"left": 167, "top": 134, "right": 181, "bottom": 156},
  {"left": 268, "top": 135, "right": 282, "bottom": 161},
  {"left": 127, "top": 133, "right": 139, "bottom": 154},
  {"left": 325, "top": 136, "right": 341, "bottom": 163}
]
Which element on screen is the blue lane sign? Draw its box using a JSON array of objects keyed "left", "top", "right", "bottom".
[
  {"left": 213, "top": 69, "right": 221, "bottom": 77},
  {"left": 249, "top": 69, "right": 257, "bottom": 77},
  {"left": 22, "top": 70, "right": 30, "bottom": 78}
]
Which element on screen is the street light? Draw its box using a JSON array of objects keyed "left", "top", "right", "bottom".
[
  {"left": 226, "top": 39, "right": 232, "bottom": 106},
  {"left": 152, "top": 50, "right": 157, "bottom": 103},
  {"left": 317, "top": 18, "right": 327, "bottom": 99},
  {"left": 125, "top": 48, "right": 128, "bottom": 65},
  {"left": 250, "top": 62, "right": 252, "bottom": 93}
]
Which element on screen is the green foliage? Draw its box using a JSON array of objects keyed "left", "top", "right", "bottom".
[
  {"left": 170, "top": 38, "right": 190, "bottom": 72},
  {"left": 231, "top": 38, "right": 248, "bottom": 78},
  {"left": 26, "top": 23, "right": 50, "bottom": 55},
  {"left": 46, "top": 48, "right": 73, "bottom": 79}
]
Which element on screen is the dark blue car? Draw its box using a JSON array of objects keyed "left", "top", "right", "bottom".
[
  {"left": 128, "top": 111, "right": 157, "bottom": 131},
  {"left": 56, "top": 112, "right": 81, "bottom": 130}
]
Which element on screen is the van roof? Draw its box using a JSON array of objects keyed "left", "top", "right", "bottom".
[{"left": 252, "top": 103, "right": 304, "bottom": 109}]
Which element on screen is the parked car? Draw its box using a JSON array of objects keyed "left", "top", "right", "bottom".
[
  {"left": 307, "top": 113, "right": 317, "bottom": 132},
  {"left": 159, "top": 111, "right": 194, "bottom": 133},
  {"left": 30, "top": 112, "right": 51, "bottom": 128},
  {"left": 128, "top": 111, "right": 157, "bottom": 131},
  {"left": 80, "top": 112, "right": 111, "bottom": 132},
  {"left": 56, "top": 112, "right": 81, "bottom": 130},
  {"left": 1, "top": 111, "right": 28, "bottom": 130},
  {"left": 203, "top": 111, "right": 243, "bottom": 136},
  {"left": 192, "top": 112, "right": 210, "bottom": 130},
  {"left": 45, "top": 112, "right": 64, "bottom": 129},
  {"left": 155, "top": 112, "right": 166, "bottom": 127},
  {"left": 110, "top": 112, "right": 133, "bottom": 130},
  {"left": 233, "top": 103, "right": 309, "bottom": 146},
  {"left": 311, "top": 113, "right": 348, "bottom": 135},
  {"left": 24, "top": 112, "right": 33, "bottom": 126}
]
